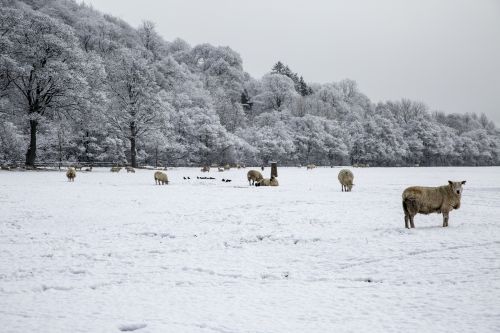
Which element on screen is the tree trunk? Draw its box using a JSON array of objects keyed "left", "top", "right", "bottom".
[
  {"left": 25, "top": 120, "right": 38, "bottom": 167},
  {"left": 58, "top": 130, "right": 63, "bottom": 170},
  {"left": 130, "top": 122, "right": 137, "bottom": 168},
  {"left": 154, "top": 145, "right": 158, "bottom": 168}
]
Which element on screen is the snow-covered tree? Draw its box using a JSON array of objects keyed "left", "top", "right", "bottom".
[
  {"left": 105, "top": 49, "right": 171, "bottom": 167},
  {"left": 0, "top": 6, "right": 92, "bottom": 166}
]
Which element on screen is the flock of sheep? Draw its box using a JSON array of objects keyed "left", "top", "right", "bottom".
[{"left": 64, "top": 165, "right": 466, "bottom": 229}]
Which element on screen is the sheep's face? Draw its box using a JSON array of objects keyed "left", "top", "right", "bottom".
[
  {"left": 347, "top": 184, "right": 353, "bottom": 191},
  {"left": 448, "top": 180, "right": 466, "bottom": 196}
]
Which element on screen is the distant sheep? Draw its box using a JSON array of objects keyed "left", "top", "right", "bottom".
[
  {"left": 353, "top": 163, "right": 370, "bottom": 168},
  {"left": 255, "top": 176, "right": 279, "bottom": 187},
  {"left": 224, "top": 164, "right": 231, "bottom": 170},
  {"left": 110, "top": 166, "right": 122, "bottom": 173},
  {"left": 218, "top": 167, "right": 224, "bottom": 172},
  {"left": 247, "top": 170, "right": 264, "bottom": 185},
  {"left": 154, "top": 171, "right": 169, "bottom": 185},
  {"left": 126, "top": 166, "right": 135, "bottom": 173},
  {"left": 338, "top": 169, "right": 354, "bottom": 192},
  {"left": 66, "top": 167, "right": 76, "bottom": 182},
  {"left": 84, "top": 166, "right": 93, "bottom": 172},
  {"left": 201, "top": 166, "right": 210, "bottom": 172},
  {"left": 402, "top": 180, "right": 466, "bottom": 228},
  {"left": 306, "top": 164, "right": 316, "bottom": 170}
]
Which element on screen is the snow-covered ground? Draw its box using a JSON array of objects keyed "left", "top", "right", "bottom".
[{"left": 0, "top": 166, "right": 499, "bottom": 333}]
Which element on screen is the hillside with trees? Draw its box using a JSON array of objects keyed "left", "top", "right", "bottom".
[{"left": 1, "top": 0, "right": 499, "bottom": 167}]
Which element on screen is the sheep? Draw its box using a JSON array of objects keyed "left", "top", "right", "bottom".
[
  {"left": 255, "top": 176, "right": 279, "bottom": 187},
  {"left": 247, "top": 170, "right": 264, "bottom": 185},
  {"left": 154, "top": 171, "right": 169, "bottom": 185},
  {"left": 126, "top": 166, "right": 135, "bottom": 173},
  {"left": 84, "top": 166, "right": 93, "bottom": 172},
  {"left": 224, "top": 164, "right": 231, "bottom": 170},
  {"left": 338, "top": 169, "right": 354, "bottom": 192},
  {"left": 110, "top": 166, "right": 122, "bottom": 172},
  {"left": 201, "top": 166, "right": 210, "bottom": 172},
  {"left": 306, "top": 164, "right": 316, "bottom": 170},
  {"left": 66, "top": 167, "right": 76, "bottom": 182},
  {"left": 402, "top": 180, "right": 466, "bottom": 229},
  {"left": 218, "top": 167, "right": 224, "bottom": 172}
]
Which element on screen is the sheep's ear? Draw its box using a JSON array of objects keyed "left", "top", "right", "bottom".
[
  {"left": 461, "top": 180, "right": 466, "bottom": 185},
  {"left": 448, "top": 180, "right": 453, "bottom": 186}
]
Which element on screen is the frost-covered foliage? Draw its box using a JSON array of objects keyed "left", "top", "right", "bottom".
[{"left": 0, "top": 0, "right": 499, "bottom": 167}]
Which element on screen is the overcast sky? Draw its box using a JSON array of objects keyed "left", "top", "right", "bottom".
[{"left": 83, "top": 0, "right": 500, "bottom": 124}]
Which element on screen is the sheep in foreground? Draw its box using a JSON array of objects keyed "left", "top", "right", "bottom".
[
  {"left": 110, "top": 166, "right": 121, "bottom": 172},
  {"left": 154, "top": 171, "right": 169, "bottom": 185},
  {"left": 126, "top": 166, "right": 135, "bottom": 173},
  {"left": 247, "top": 170, "right": 264, "bottom": 185},
  {"left": 402, "top": 180, "right": 466, "bottom": 228},
  {"left": 338, "top": 169, "right": 354, "bottom": 192},
  {"left": 66, "top": 167, "right": 76, "bottom": 182},
  {"left": 306, "top": 164, "right": 316, "bottom": 170},
  {"left": 255, "top": 176, "right": 279, "bottom": 187}
]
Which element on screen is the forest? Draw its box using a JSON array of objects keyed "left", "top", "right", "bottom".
[{"left": 1, "top": 0, "right": 499, "bottom": 167}]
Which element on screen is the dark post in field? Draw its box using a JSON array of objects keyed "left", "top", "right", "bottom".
[{"left": 270, "top": 162, "right": 278, "bottom": 178}]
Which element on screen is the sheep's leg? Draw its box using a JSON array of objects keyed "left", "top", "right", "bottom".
[
  {"left": 404, "top": 215, "right": 409, "bottom": 229},
  {"left": 443, "top": 212, "right": 449, "bottom": 227},
  {"left": 409, "top": 215, "right": 415, "bottom": 228}
]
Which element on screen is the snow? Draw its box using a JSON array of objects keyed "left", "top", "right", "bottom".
[{"left": 0, "top": 166, "right": 499, "bottom": 333}]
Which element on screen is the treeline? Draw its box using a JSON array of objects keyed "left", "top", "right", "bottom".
[{"left": 0, "top": 0, "right": 499, "bottom": 167}]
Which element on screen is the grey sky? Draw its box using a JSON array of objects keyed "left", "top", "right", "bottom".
[{"left": 83, "top": 0, "right": 500, "bottom": 124}]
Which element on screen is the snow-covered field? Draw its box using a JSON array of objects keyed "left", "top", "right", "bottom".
[{"left": 1, "top": 166, "right": 499, "bottom": 333}]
